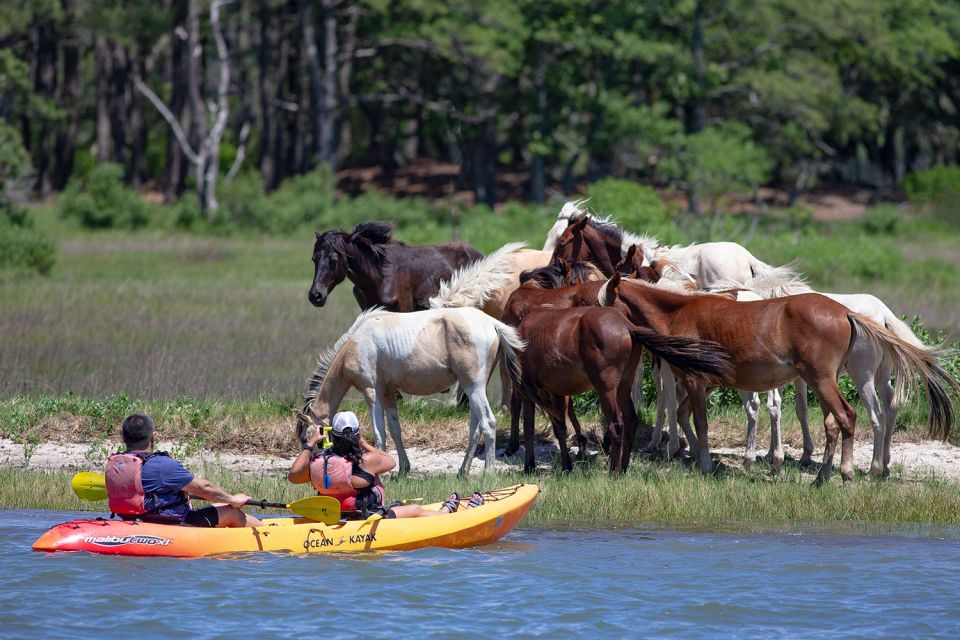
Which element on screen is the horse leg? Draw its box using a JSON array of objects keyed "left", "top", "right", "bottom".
[
  {"left": 547, "top": 397, "right": 573, "bottom": 473},
  {"left": 807, "top": 376, "right": 858, "bottom": 485},
  {"left": 677, "top": 388, "right": 698, "bottom": 457},
  {"left": 877, "top": 356, "right": 896, "bottom": 478},
  {"left": 596, "top": 388, "right": 623, "bottom": 473},
  {"left": 505, "top": 386, "right": 522, "bottom": 456},
  {"left": 740, "top": 391, "right": 761, "bottom": 469},
  {"left": 499, "top": 362, "right": 511, "bottom": 412},
  {"left": 664, "top": 367, "right": 682, "bottom": 458},
  {"left": 794, "top": 378, "right": 814, "bottom": 464},
  {"left": 645, "top": 360, "right": 666, "bottom": 452},
  {"left": 686, "top": 382, "right": 713, "bottom": 474},
  {"left": 618, "top": 380, "right": 640, "bottom": 472},
  {"left": 362, "top": 388, "right": 387, "bottom": 450},
  {"left": 766, "top": 387, "right": 784, "bottom": 475},
  {"left": 848, "top": 355, "right": 885, "bottom": 479},
  {"left": 460, "top": 383, "right": 498, "bottom": 475},
  {"left": 383, "top": 392, "right": 410, "bottom": 475},
  {"left": 631, "top": 366, "right": 644, "bottom": 412},
  {"left": 522, "top": 397, "right": 537, "bottom": 473},
  {"left": 567, "top": 398, "right": 589, "bottom": 461}
]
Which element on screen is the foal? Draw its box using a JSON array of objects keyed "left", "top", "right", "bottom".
[{"left": 511, "top": 306, "right": 733, "bottom": 473}]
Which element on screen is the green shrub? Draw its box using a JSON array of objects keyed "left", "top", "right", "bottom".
[
  {"left": 903, "top": 165, "right": 960, "bottom": 204},
  {"left": 0, "top": 208, "right": 55, "bottom": 274},
  {"left": 216, "top": 172, "right": 271, "bottom": 230},
  {"left": 267, "top": 165, "right": 336, "bottom": 231},
  {"left": 861, "top": 205, "right": 902, "bottom": 235},
  {"left": 587, "top": 178, "right": 671, "bottom": 231},
  {"left": 59, "top": 162, "right": 149, "bottom": 229}
]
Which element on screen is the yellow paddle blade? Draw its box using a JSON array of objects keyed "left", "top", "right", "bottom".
[
  {"left": 71, "top": 472, "right": 108, "bottom": 501},
  {"left": 287, "top": 496, "right": 340, "bottom": 524}
]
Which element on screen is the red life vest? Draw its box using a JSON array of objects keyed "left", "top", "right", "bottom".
[
  {"left": 104, "top": 451, "right": 189, "bottom": 517},
  {"left": 309, "top": 453, "right": 384, "bottom": 511},
  {"left": 104, "top": 451, "right": 154, "bottom": 515}
]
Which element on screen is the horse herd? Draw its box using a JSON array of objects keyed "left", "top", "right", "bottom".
[{"left": 296, "top": 201, "right": 960, "bottom": 485}]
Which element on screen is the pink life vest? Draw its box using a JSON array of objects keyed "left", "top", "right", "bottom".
[
  {"left": 309, "top": 453, "right": 384, "bottom": 511},
  {"left": 104, "top": 452, "right": 153, "bottom": 515}
]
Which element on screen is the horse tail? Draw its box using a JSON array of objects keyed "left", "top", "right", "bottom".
[
  {"left": 629, "top": 328, "right": 734, "bottom": 385},
  {"left": 848, "top": 313, "right": 959, "bottom": 440},
  {"left": 429, "top": 242, "right": 526, "bottom": 310},
  {"left": 740, "top": 263, "right": 809, "bottom": 299},
  {"left": 492, "top": 319, "right": 525, "bottom": 387}
]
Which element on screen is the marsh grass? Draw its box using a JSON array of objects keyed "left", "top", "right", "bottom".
[{"left": 8, "top": 464, "right": 960, "bottom": 528}]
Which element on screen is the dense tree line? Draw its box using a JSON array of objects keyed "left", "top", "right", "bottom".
[{"left": 2, "top": 0, "right": 959, "bottom": 215}]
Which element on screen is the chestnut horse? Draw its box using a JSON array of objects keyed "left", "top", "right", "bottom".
[
  {"left": 308, "top": 221, "right": 482, "bottom": 311},
  {"left": 501, "top": 263, "right": 606, "bottom": 459},
  {"left": 510, "top": 306, "right": 733, "bottom": 473},
  {"left": 599, "top": 275, "right": 960, "bottom": 484}
]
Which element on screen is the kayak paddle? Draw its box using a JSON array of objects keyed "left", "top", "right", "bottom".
[{"left": 69, "top": 472, "right": 341, "bottom": 524}]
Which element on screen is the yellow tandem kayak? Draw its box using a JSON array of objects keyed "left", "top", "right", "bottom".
[{"left": 32, "top": 484, "right": 539, "bottom": 557}]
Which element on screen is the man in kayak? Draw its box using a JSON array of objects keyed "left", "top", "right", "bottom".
[
  {"left": 105, "top": 413, "right": 263, "bottom": 528},
  {"left": 288, "top": 411, "right": 484, "bottom": 518}
]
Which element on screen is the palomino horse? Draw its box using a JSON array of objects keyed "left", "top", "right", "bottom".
[
  {"left": 598, "top": 274, "right": 959, "bottom": 483},
  {"left": 308, "top": 221, "right": 482, "bottom": 311},
  {"left": 429, "top": 242, "right": 553, "bottom": 407},
  {"left": 510, "top": 306, "right": 733, "bottom": 473},
  {"left": 295, "top": 306, "right": 524, "bottom": 475},
  {"left": 500, "top": 262, "right": 606, "bottom": 459}
]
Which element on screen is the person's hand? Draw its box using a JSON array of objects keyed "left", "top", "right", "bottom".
[
  {"left": 304, "top": 424, "right": 324, "bottom": 447},
  {"left": 229, "top": 493, "right": 254, "bottom": 509}
]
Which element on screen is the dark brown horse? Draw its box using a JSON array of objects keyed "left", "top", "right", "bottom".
[
  {"left": 549, "top": 214, "right": 630, "bottom": 275},
  {"left": 308, "top": 221, "right": 483, "bottom": 311},
  {"left": 510, "top": 306, "right": 733, "bottom": 473},
  {"left": 599, "top": 274, "right": 960, "bottom": 483}
]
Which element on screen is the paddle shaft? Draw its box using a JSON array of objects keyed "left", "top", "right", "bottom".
[{"left": 244, "top": 499, "right": 289, "bottom": 510}]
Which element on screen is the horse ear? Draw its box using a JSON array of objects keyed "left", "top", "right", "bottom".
[
  {"left": 315, "top": 231, "right": 322, "bottom": 240},
  {"left": 572, "top": 216, "right": 589, "bottom": 232},
  {"left": 626, "top": 244, "right": 637, "bottom": 259},
  {"left": 296, "top": 411, "right": 315, "bottom": 426}
]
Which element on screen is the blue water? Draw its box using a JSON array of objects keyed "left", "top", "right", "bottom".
[{"left": 5, "top": 510, "right": 960, "bottom": 638}]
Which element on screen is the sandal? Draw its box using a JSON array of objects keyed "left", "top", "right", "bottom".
[
  {"left": 467, "top": 492, "right": 485, "bottom": 509},
  {"left": 441, "top": 492, "right": 460, "bottom": 513}
]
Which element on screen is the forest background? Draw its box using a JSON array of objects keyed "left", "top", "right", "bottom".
[{"left": 2, "top": 0, "right": 960, "bottom": 463}]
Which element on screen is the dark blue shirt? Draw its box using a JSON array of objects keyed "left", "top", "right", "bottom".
[{"left": 140, "top": 454, "right": 194, "bottom": 519}]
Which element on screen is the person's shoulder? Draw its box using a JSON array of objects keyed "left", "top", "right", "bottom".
[{"left": 145, "top": 452, "right": 189, "bottom": 472}]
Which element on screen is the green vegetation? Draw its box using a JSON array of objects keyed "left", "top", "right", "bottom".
[{"left": 7, "top": 466, "right": 960, "bottom": 529}]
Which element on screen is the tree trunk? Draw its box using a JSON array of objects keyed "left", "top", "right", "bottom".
[
  {"left": 257, "top": 1, "right": 278, "bottom": 189},
  {"left": 529, "top": 45, "right": 548, "bottom": 204},
  {"left": 686, "top": 0, "right": 705, "bottom": 216},
  {"left": 53, "top": 1, "right": 80, "bottom": 191},
  {"left": 95, "top": 37, "right": 113, "bottom": 162},
  {"left": 163, "top": 0, "right": 190, "bottom": 202},
  {"left": 186, "top": 0, "right": 208, "bottom": 210},
  {"left": 32, "top": 21, "right": 57, "bottom": 197}
]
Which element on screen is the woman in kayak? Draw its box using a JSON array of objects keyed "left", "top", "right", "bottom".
[{"left": 288, "top": 411, "right": 484, "bottom": 518}]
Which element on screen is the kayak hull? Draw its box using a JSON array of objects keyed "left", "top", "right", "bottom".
[{"left": 32, "top": 484, "right": 538, "bottom": 557}]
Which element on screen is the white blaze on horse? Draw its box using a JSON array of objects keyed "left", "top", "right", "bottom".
[{"left": 296, "top": 307, "right": 524, "bottom": 475}]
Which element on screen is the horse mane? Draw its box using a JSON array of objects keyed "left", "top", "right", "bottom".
[
  {"left": 520, "top": 261, "right": 602, "bottom": 289},
  {"left": 428, "top": 242, "right": 525, "bottom": 309},
  {"left": 350, "top": 221, "right": 394, "bottom": 246},
  {"left": 304, "top": 307, "right": 386, "bottom": 408},
  {"left": 568, "top": 210, "right": 660, "bottom": 254},
  {"left": 709, "top": 266, "right": 811, "bottom": 299}
]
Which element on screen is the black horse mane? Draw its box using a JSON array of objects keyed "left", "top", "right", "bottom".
[{"left": 519, "top": 261, "right": 598, "bottom": 289}]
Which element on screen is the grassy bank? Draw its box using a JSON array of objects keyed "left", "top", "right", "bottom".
[{"left": 6, "top": 464, "right": 960, "bottom": 529}]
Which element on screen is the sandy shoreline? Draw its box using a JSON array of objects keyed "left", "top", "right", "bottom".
[{"left": 2, "top": 436, "right": 959, "bottom": 481}]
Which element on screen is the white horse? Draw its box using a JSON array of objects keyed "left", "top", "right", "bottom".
[
  {"left": 297, "top": 306, "right": 525, "bottom": 475},
  {"left": 430, "top": 241, "right": 553, "bottom": 409}
]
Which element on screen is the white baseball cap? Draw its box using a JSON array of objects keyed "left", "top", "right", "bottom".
[{"left": 331, "top": 411, "right": 361, "bottom": 437}]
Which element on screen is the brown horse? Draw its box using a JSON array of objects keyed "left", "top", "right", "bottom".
[
  {"left": 308, "top": 221, "right": 482, "bottom": 311},
  {"left": 599, "top": 274, "right": 960, "bottom": 483},
  {"left": 510, "top": 306, "right": 733, "bottom": 473},
  {"left": 501, "top": 263, "right": 607, "bottom": 459}
]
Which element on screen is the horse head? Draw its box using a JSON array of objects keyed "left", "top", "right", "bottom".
[
  {"left": 550, "top": 215, "right": 590, "bottom": 265},
  {"left": 308, "top": 230, "right": 350, "bottom": 307}
]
